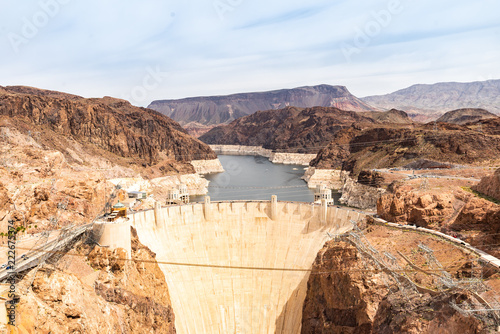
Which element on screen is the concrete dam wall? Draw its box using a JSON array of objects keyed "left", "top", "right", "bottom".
[{"left": 131, "top": 199, "right": 366, "bottom": 333}]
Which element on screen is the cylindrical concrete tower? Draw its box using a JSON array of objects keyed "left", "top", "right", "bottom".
[{"left": 93, "top": 221, "right": 132, "bottom": 259}]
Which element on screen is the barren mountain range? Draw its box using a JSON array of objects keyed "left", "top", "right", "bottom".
[
  {"left": 148, "top": 85, "right": 375, "bottom": 135},
  {"left": 149, "top": 79, "right": 500, "bottom": 135},
  {"left": 362, "top": 80, "right": 500, "bottom": 120},
  {"left": 199, "top": 102, "right": 500, "bottom": 173}
]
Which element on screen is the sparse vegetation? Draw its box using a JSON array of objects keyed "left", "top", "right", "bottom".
[{"left": 461, "top": 186, "right": 500, "bottom": 205}]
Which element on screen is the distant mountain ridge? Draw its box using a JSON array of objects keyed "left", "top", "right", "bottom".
[
  {"left": 148, "top": 85, "right": 377, "bottom": 135},
  {"left": 198, "top": 106, "right": 414, "bottom": 153},
  {"left": 436, "top": 108, "right": 498, "bottom": 125},
  {"left": 362, "top": 80, "right": 500, "bottom": 118},
  {"left": 357, "top": 109, "right": 413, "bottom": 124}
]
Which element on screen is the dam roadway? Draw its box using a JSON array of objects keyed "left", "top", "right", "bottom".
[{"left": 131, "top": 197, "right": 366, "bottom": 334}]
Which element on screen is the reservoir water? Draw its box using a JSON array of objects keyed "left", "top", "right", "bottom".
[{"left": 193, "top": 155, "right": 341, "bottom": 202}]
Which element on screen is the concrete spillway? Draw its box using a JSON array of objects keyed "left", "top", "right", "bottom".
[{"left": 131, "top": 199, "right": 365, "bottom": 333}]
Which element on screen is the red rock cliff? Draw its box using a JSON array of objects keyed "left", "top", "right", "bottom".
[
  {"left": 472, "top": 168, "right": 500, "bottom": 202},
  {"left": 0, "top": 86, "right": 216, "bottom": 170},
  {"left": 301, "top": 239, "right": 493, "bottom": 333}
]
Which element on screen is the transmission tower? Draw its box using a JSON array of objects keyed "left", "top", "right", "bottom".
[
  {"left": 419, "top": 178, "right": 429, "bottom": 190},
  {"left": 343, "top": 220, "right": 417, "bottom": 297},
  {"left": 383, "top": 251, "right": 417, "bottom": 293},
  {"left": 418, "top": 242, "right": 454, "bottom": 288},
  {"left": 417, "top": 242, "right": 500, "bottom": 327},
  {"left": 456, "top": 258, "right": 488, "bottom": 293},
  {"left": 25, "top": 197, "right": 70, "bottom": 293}
]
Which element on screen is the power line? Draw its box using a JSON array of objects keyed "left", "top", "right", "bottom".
[{"left": 2, "top": 241, "right": 497, "bottom": 275}]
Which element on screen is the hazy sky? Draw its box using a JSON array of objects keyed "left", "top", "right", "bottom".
[{"left": 1, "top": 0, "right": 499, "bottom": 106}]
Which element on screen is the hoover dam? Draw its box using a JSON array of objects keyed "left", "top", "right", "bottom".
[{"left": 129, "top": 197, "right": 366, "bottom": 333}]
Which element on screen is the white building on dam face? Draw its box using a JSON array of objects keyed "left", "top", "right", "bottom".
[
  {"left": 314, "top": 184, "right": 334, "bottom": 205},
  {"left": 167, "top": 183, "right": 190, "bottom": 205}
]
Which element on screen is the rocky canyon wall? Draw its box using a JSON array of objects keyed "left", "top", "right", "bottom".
[
  {"left": 0, "top": 86, "right": 216, "bottom": 174},
  {"left": 190, "top": 158, "right": 225, "bottom": 174},
  {"left": 472, "top": 168, "right": 500, "bottom": 201},
  {"left": 209, "top": 145, "right": 316, "bottom": 165},
  {"left": 14, "top": 229, "right": 176, "bottom": 333},
  {"left": 301, "top": 237, "right": 494, "bottom": 333},
  {"left": 339, "top": 176, "right": 386, "bottom": 210},
  {"left": 301, "top": 167, "right": 344, "bottom": 189}
]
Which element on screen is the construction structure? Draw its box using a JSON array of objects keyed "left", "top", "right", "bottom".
[
  {"left": 2, "top": 188, "right": 499, "bottom": 333},
  {"left": 347, "top": 219, "right": 500, "bottom": 330},
  {"left": 166, "top": 183, "right": 189, "bottom": 205},
  {"left": 131, "top": 196, "right": 364, "bottom": 333},
  {"left": 92, "top": 219, "right": 132, "bottom": 260},
  {"left": 314, "top": 184, "right": 334, "bottom": 204},
  {"left": 107, "top": 202, "right": 127, "bottom": 221}
]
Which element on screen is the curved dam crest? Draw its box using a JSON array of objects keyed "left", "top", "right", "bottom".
[{"left": 131, "top": 199, "right": 366, "bottom": 333}]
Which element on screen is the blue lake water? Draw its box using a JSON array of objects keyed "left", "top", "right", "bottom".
[{"left": 192, "top": 155, "right": 341, "bottom": 202}]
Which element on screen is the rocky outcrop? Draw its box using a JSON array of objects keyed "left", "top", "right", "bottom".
[
  {"left": 377, "top": 184, "right": 500, "bottom": 258},
  {"left": 308, "top": 126, "right": 358, "bottom": 170},
  {"left": 377, "top": 189, "right": 455, "bottom": 227},
  {"left": 190, "top": 159, "right": 224, "bottom": 174},
  {"left": 149, "top": 84, "right": 376, "bottom": 130},
  {"left": 301, "top": 167, "right": 344, "bottom": 190},
  {"left": 311, "top": 123, "right": 500, "bottom": 175},
  {"left": 0, "top": 85, "right": 216, "bottom": 173},
  {"left": 357, "top": 170, "right": 384, "bottom": 188},
  {"left": 339, "top": 176, "right": 385, "bottom": 210},
  {"left": 362, "top": 79, "right": 500, "bottom": 116},
  {"left": 16, "top": 228, "right": 176, "bottom": 333},
  {"left": 451, "top": 195, "right": 500, "bottom": 258},
  {"left": 182, "top": 122, "right": 217, "bottom": 138},
  {"left": 210, "top": 145, "right": 316, "bottom": 165},
  {"left": 358, "top": 109, "right": 413, "bottom": 124},
  {"left": 0, "top": 182, "right": 12, "bottom": 218},
  {"left": 476, "top": 117, "right": 500, "bottom": 135},
  {"left": 301, "top": 241, "right": 389, "bottom": 333},
  {"left": 436, "top": 108, "right": 498, "bottom": 125},
  {"left": 200, "top": 106, "right": 376, "bottom": 153},
  {"left": 301, "top": 240, "right": 488, "bottom": 333},
  {"left": 210, "top": 144, "right": 273, "bottom": 157},
  {"left": 472, "top": 168, "right": 500, "bottom": 201}
]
